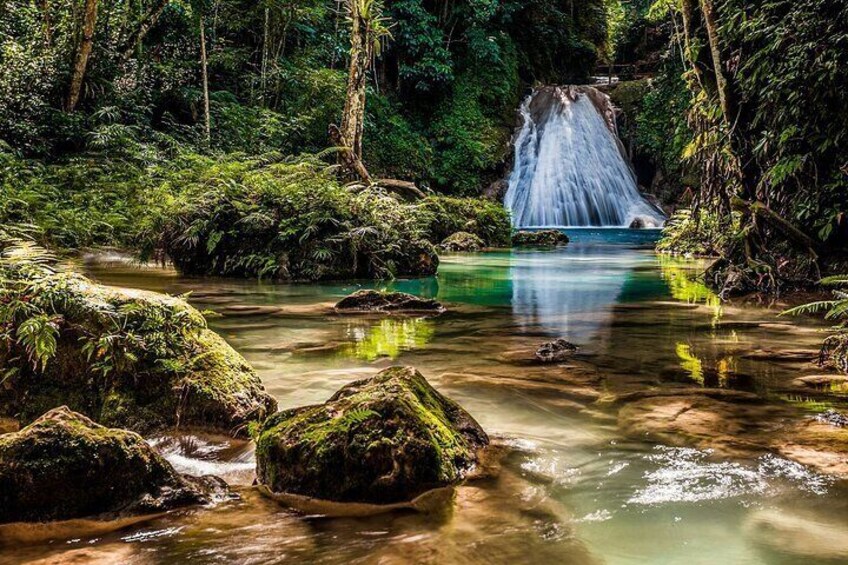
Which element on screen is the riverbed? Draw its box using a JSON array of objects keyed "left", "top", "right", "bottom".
[{"left": 5, "top": 229, "right": 848, "bottom": 564}]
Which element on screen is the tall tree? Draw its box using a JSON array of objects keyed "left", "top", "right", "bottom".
[
  {"left": 67, "top": 0, "right": 99, "bottom": 111},
  {"left": 199, "top": 13, "right": 211, "bottom": 142},
  {"left": 337, "top": 0, "right": 390, "bottom": 179}
]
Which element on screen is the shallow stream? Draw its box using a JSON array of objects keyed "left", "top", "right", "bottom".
[{"left": 5, "top": 229, "right": 848, "bottom": 564}]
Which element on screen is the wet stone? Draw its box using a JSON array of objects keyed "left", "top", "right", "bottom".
[
  {"left": 335, "top": 290, "right": 445, "bottom": 315},
  {"left": 535, "top": 339, "right": 579, "bottom": 363},
  {"left": 512, "top": 230, "right": 570, "bottom": 247},
  {"left": 255, "top": 366, "right": 489, "bottom": 504},
  {"left": 815, "top": 410, "right": 848, "bottom": 428},
  {"left": 0, "top": 407, "right": 227, "bottom": 524}
]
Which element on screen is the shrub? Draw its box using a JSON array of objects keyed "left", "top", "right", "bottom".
[
  {"left": 418, "top": 196, "right": 512, "bottom": 248},
  {"left": 148, "top": 155, "right": 439, "bottom": 281}
]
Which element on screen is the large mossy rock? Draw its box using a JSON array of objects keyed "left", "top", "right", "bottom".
[
  {"left": 255, "top": 366, "right": 489, "bottom": 504},
  {"left": 0, "top": 407, "right": 223, "bottom": 523},
  {"left": 439, "top": 232, "right": 485, "bottom": 253},
  {"left": 0, "top": 250, "right": 276, "bottom": 435},
  {"left": 512, "top": 230, "right": 570, "bottom": 247}
]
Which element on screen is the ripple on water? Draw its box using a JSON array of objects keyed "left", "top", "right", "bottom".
[{"left": 629, "top": 446, "right": 834, "bottom": 505}]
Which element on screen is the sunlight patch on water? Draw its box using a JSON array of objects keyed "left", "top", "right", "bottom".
[{"left": 629, "top": 447, "right": 833, "bottom": 505}]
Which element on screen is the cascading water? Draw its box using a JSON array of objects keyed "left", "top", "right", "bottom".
[{"left": 504, "top": 86, "right": 665, "bottom": 228}]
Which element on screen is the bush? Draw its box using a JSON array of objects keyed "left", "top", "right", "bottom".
[
  {"left": 148, "top": 154, "right": 439, "bottom": 280},
  {"left": 656, "top": 208, "right": 732, "bottom": 257},
  {"left": 418, "top": 196, "right": 512, "bottom": 248}
]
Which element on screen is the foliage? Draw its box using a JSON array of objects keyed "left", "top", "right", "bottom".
[
  {"left": 418, "top": 196, "right": 512, "bottom": 248},
  {"left": 0, "top": 0, "right": 610, "bottom": 196},
  {"left": 784, "top": 276, "right": 848, "bottom": 373},
  {"left": 720, "top": 0, "right": 848, "bottom": 244},
  {"left": 146, "top": 154, "right": 440, "bottom": 280},
  {"left": 656, "top": 208, "right": 731, "bottom": 257},
  {"left": 650, "top": 0, "right": 848, "bottom": 292},
  {"left": 0, "top": 238, "right": 204, "bottom": 379}
]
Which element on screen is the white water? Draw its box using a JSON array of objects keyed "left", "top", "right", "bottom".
[{"left": 504, "top": 86, "right": 665, "bottom": 228}]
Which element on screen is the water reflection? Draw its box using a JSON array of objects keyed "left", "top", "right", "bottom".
[
  {"left": 341, "top": 318, "right": 435, "bottom": 361},
  {"left": 509, "top": 232, "right": 662, "bottom": 341},
  {"left": 658, "top": 255, "right": 723, "bottom": 321}
]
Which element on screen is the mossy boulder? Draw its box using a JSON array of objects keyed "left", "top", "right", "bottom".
[
  {"left": 0, "top": 407, "right": 225, "bottom": 523},
  {"left": 512, "top": 230, "right": 570, "bottom": 247},
  {"left": 335, "top": 290, "right": 445, "bottom": 315},
  {"left": 255, "top": 366, "right": 489, "bottom": 504},
  {"left": 0, "top": 251, "right": 276, "bottom": 436},
  {"left": 439, "top": 232, "right": 485, "bottom": 253}
]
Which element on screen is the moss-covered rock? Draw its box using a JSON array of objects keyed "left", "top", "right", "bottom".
[
  {"left": 335, "top": 290, "right": 445, "bottom": 315},
  {"left": 512, "top": 230, "right": 570, "bottom": 247},
  {"left": 439, "top": 232, "right": 485, "bottom": 253},
  {"left": 0, "top": 247, "right": 276, "bottom": 436},
  {"left": 0, "top": 407, "right": 225, "bottom": 523},
  {"left": 255, "top": 366, "right": 489, "bottom": 504}
]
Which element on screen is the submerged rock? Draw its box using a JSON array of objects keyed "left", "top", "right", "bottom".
[
  {"left": 439, "top": 231, "right": 485, "bottom": 253},
  {"left": 629, "top": 218, "right": 646, "bottom": 229},
  {"left": 334, "top": 290, "right": 445, "bottom": 314},
  {"left": 0, "top": 265, "right": 276, "bottom": 436},
  {"left": 512, "top": 230, "right": 570, "bottom": 247},
  {"left": 0, "top": 407, "right": 225, "bottom": 524},
  {"left": 535, "top": 339, "right": 579, "bottom": 363},
  {"left": 256, "top": 366, "right": 489, "bottom": 504},
  {"left": 815, "top": 410, "right": 848, "bottom": 428}
]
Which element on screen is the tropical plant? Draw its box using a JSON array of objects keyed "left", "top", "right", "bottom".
[{"left": 784, "top": 276, "right": 848, "bottom": 373}]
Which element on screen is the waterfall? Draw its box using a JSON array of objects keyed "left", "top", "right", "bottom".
[{"left": 504, "top": 86, "right": 665, "bottom": 228}]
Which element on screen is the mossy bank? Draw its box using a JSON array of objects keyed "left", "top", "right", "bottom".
[{"left": 0, "top": 240, "right": 275, "bottom": 435}]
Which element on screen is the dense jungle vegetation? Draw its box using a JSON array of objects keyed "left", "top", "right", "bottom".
[{"left": 0, "top": 0, "right": 845, "bottom": 289}]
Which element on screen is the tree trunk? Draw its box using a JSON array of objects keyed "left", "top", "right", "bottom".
[
  {"left": 340, "top": 0, "right": 369, "bottom": 162},
  {"left": 199, "top": 14, "right": 211, "bottom": 142},
  {"left": 120, "top": 0, "right": 170, "bottom": 61},
  {"left": 260, "top": 7, "right": 270, "bottom": 105},
  {"left": 66, "top": 0, "right": 98, "bottom": 111},
  {"left": 699, "top": 0, "right": 733, "bottom": 124},
  {"left": 40, "top": 0, "right": 52, "bottom": 47}
]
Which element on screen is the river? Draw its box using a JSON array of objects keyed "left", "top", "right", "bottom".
[{"left": 5, "top": 229, "right": 848, "bottom": 564}]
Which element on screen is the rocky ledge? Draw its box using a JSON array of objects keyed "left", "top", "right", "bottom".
[{"left": 255, "top": 366, "right": 489, "bottom": 504}]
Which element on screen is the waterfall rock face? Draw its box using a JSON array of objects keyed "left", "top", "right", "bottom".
[{"left": 504, "top": 86, "right": 665, "bottom": 228}]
